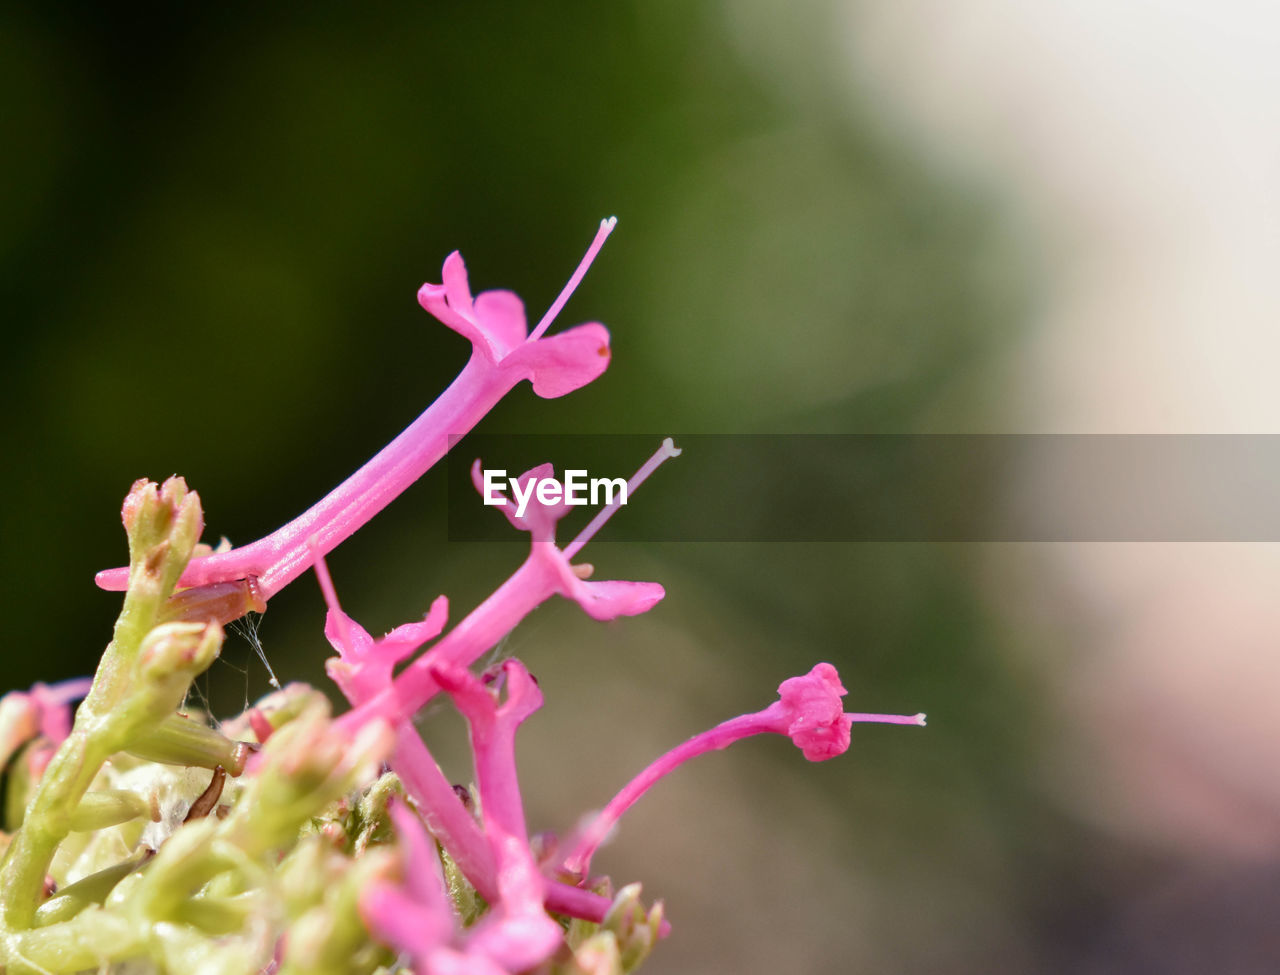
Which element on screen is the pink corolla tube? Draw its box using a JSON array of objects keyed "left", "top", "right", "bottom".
[
  {"left": 95, "top": 219, "right": 617, "bottom": 601},
  {"left": 561, "top": 663, "right": 926, "bottom": 878}
]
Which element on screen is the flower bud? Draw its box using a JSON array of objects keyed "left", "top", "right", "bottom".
[
  {"left": 68, "top": 790, "right": 154, "bottom": 832},
  {"left": 132, "top": 622, "right": 222, "bottom": 725},
  {"left": 122, "top": 477, "right": 204, "bottom": 599},
  {"left": 127, "top": 713, "right": 247, "bottom": 775}
]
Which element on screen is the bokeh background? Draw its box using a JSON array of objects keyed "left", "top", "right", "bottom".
[{"left": 4, "top": 2, "right": 1280, "bottom": 972}]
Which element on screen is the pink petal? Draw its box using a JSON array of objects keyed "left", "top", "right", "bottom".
[
  {"left": 776, "top": 663, "right": 854, "bottom": 761},
  {"left": 418, "top": 253, "right": 487, "bottom": 353},
  {"left": 493, "top": 659, "right": 543, "bottom": 724},
  {"left": 567, "top": 579, "right": 667, "bottom": 621},
  {"left": 789, "top": 713, "right": 853, "bottom": 761},
  {"left": 464, "top": 912, "right": 563, "bottom": 972},
  {"left": 501, "top": 322, "right": 612, "bottom": 399},
  {"left": 388, "top": 798, "right": 449, "bottom": 905},
  {"left": 534, "top": 546, "right": 666, "bottom": 620},
  {"left": 470, "top": 460, "right": 569, "bottom": 541},
  {"left": 429, "top": 948, "right": 510, "bottom": 975},
  {"left": 323, "top": 608, "right": 375, "bottom": 660},
  {"left": 29, "top": 677, "right": 91, "bottom": 743},
  {"left": 378, "top": 595, "right": 450, "bottom": 665},
  {"left": 473, "top": 290, "right": 528, "bottom": 356},
  {"left": 441, "top": 251, "right": 476, "bottom": 319},
  {"left": 360, "top": 885, "right": 444, "bottom": 959}
]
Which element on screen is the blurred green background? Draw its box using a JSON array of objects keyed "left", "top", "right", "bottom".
[{"left": 4, "top": 3, "right": 1239, "bottom": 973}]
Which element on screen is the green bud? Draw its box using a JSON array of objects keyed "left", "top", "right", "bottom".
[
  {"left": 33, "top": 850, "right": 151, "bottom": 927},
  {"left": 565, "top": 931, "right": 624, "bottom": 975},
  {"left": 351, "top": 771, "right": 403, "bottom": 856},
  {"left": 4, "top": 740, "right": 41, "bottom": 831},
  {"left": 171, "top": 891, "right": 257, "bottom": 935},
  {"left": 127, "top": 713, "right": 247, "bottom": 774},
  {"left": 122, "top": 477, "right": 203, "bottom": 597},
  {"left": 278, "top": 849, "right": 396, "bottom": 975},
  {"left": 223, "top": 705, "right": 392, "bottom": 858},
  {"left": 129, "top": 621, "right": 223, "bottom": 727},
  {"left": 68, "top": 790, "right": 153, "bottom": 832},
  {"left": 600, "top": 883, "right": 663, "bottom": 974}
]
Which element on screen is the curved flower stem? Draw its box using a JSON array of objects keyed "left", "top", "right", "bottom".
[{"left": 562, "top": 705, "right": 924, "bottom": 877}]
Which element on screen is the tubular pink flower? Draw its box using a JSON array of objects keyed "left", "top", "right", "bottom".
[
  {"left": 314, "top": 551, "right": 622, "bottom": 932},
  {"left": 314, "top": 551, "right": 498, "bottom": 897},
  {"left": 561, "top": 663, "right": 926, "bottom": 877},
  {"left": 94, "top": 219, "right": 618, "bottom": 601},
  {"left": 354, "top": 439, "right": 681, "bottom": 727},
  {"left": 431, "top": 659, "right": 563, "bottom": 972}
]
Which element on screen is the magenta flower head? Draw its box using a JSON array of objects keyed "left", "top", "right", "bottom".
[
  {"left": 13, "top": 218, "right": 930, "bottom": 974},
  {"left": 773, "top": 662, "right": 858, "bottom": 760},
  {"left": 419, "top": 234, "right": 613, "bottom": 398}
]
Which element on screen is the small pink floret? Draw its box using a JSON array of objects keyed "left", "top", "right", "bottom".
[{"left": 775, "top": 662, "right": 855, "bottom": 761}]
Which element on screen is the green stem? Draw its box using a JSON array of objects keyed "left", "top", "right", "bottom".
[{"left": 0, "top": 479, "right": 207, "bottom": 937}]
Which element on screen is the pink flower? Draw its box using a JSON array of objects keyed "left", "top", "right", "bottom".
[
  {"left": 468, "top": 458, "right": 667, "bottom": 620},
  {"left": 430, "top": 659, "right": 563, "bottom": 971},
  {"left": 314, "top": 551, "right": 625, "bottom": 934},
  {"left": 315, "top": 441, "right": 682, "bottom": 935},
  {"left": 360, "top": 672, "right": 569, "bottom": 974},
  {"left": 26, "top": 677, "right": 92, "bottom": 743},
  {"left": 560, "top": 663, "right": 925, "bottom": 877},
  {"left": 323, "top": 592, "right": 450, "bottom": 704},
  {"left": 95, "top": 220, "right": 618, "bottom": 602},
  {"left": 774, "top": 662, "right": 859, "bottom": 760},
  {"left": 343, "top": 438, "right": 679, "bottom": 730},
  {"left": 0, "top": 677, "right": 91, "bottom": 772}
]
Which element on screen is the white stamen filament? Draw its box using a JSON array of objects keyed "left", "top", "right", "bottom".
[
  {"left": 563, "top": 437, "right": 681, "bottom": 560},
  {"left": 528, "top": 217, "right": 617, "bottom": 341}
]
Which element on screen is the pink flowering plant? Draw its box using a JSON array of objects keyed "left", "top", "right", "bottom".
[{"left": 0, "top": 222, "right": 924, "bottom": 974}]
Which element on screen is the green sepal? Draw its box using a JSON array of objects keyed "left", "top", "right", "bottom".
[
  {"left": 33, "top": 850, "right": 151, "bottom": 928},
  {"left": 127, "top": 713, "right": 246, "bottom": 773},
  {"left": 68, "top": 790, "right": 153, "bottom": 832}
]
